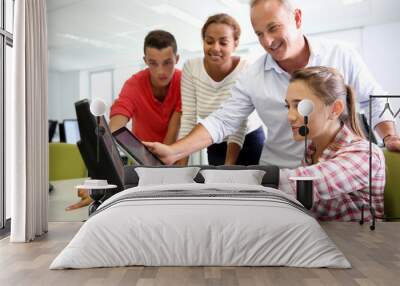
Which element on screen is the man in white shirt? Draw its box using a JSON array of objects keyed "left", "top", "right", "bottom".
[{"left": 144, "top": 0, "right": 400, "bottom": 168}]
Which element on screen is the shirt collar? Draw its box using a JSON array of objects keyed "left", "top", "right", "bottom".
[
  {"left": 264, "top": 36, "right": 322, "bottom": 73},
  {"left": 330, "top": 123, "right": 358, "bottom": 147},
  {"left": 305, "top": 124, "right": 360, "bottom": 164},
  {"left": 264, "top": 53, "right": 285, "bottom": 73},
  {"left": 305, "top": 36, "right": 322, "bottom": 60}
]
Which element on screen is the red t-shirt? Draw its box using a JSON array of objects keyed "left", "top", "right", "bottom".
[{"left": 110, "top": 69, "right": 181, "bottom": 142}]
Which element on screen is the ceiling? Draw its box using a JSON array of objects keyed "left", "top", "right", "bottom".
[{"left": 47, "top": 0, "right": 400, "bottom": 72}]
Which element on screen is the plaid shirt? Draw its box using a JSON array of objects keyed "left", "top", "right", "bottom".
[{"left": 279, "top": 125, "right": 385, "bottom": 221}]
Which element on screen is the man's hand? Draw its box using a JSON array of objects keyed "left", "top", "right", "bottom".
[
  {"left": 143, "top": 141, "right": 181, "bottom": 165},
  {"left": 375, "top": 121, "right": 400, "bottom": 152},
  {"left": 384, "top": 135, "right": 400, "bottom": 152},
  {"left": 144, "top": 124, "right": 214, "bottom": 165}
]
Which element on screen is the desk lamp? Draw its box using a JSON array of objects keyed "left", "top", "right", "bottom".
[
  {"left": 298, "top": 99, "right": 314, "bottom": 164},
  {"left": 90, "top": 98, "right": 106, "bottom": 162},
  {"left": 291, "top": 99, "right": 315, "bottom": 210}
]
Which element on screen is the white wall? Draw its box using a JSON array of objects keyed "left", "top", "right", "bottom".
[
  {"left": 363, "top": 22, "right": 400, "bottom": 91},
  {"left": 79, "top": 71, "right": 89, "bottom": 100},
  {"left": 310, "top": 28, "right": 363, "bottom": 55},
  {"left": 48, "top": 72, "right": 61, "bottom": 121},
  {"left": 363, "top": 22, "right": 400, "bottom": 133},
  {"left": 112, "top": 64, "right": 143, "bottom": 100},
  {"left": 310, "top": 22, "right": 400, "bottom": 133},
  {"left": 48, "top": 71, "right": 80, "bottom": 121}
]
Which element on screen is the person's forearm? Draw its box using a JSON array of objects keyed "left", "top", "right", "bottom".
[
  {"left": 225, "top": 142, "right": 241, "bottom": 165},
  {"left": 109, "top": 115, "right": 129, "bottom": 132},
  {"left": 171, "top": 124, "right": 213, "bottom": 161},
  {"left": 163, "top": 111, "right": 181, "bottom": 145},
  {"left": 176, "top": 157, "right": 189, "bottom": 166},
  {"left": 163, "top": 133, "right": 177, "bottom": 146},
  {"left": 374, "top": 121, "right": 398, "bottom": 138}
]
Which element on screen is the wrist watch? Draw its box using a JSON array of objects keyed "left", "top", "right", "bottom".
[{"left": 383, "top": 134, "right": 397, "bottom": 145}]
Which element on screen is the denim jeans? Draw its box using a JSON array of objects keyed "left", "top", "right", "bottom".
[{"left": 207, "top": 126, "right": 265, "bottom": 166}]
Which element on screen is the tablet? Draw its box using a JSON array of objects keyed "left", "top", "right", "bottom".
[{"left": 112, "top": 127, "right": 164, "bottom": 166}]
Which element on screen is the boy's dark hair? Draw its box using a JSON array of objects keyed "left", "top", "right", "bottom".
[{"left": 144, "top": 30, "right": 177, "bottom": 54}]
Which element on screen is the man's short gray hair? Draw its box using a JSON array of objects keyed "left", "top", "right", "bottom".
[{"left": 250, "top": 0, "right": 294, "bottom": 11}]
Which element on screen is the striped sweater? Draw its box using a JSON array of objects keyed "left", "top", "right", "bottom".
[{"left": 179, "top": 57, "right": 261, "bottom": 147}]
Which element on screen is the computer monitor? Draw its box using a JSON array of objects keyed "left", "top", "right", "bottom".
[
  {"left": 48, "top": 120, "right": 58, "bottom": 142},
  {"left": 112, "top": 127, "right": 164, "bottom": 166},
  {"left": 75, "top": 99, "right": 125, "bottom": 189},
  {"left": 63, "top": 119, "right": 80, "bottom": 144}
]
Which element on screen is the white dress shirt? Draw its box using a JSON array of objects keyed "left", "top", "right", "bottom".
[{"left": 200, "top": 37, "right": 392, "bottom": 168}]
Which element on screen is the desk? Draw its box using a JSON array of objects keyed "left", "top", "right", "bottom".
[{"left": 49, "top": 178, "right": 88, "bottom": 222}]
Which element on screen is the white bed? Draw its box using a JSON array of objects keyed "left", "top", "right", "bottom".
[{"left": 50, "top": 183, "right": 350, "bottom": 269}]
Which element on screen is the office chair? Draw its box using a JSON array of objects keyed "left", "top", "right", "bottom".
[
  {"left": 383, "top": 149, "right": 400, "bottom": 219},
  {"left": 49, "top": 142, "right": 87, "bottom": 181}
]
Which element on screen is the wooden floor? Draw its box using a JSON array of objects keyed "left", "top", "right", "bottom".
[{"left": 0, "top": 222, "right": 399, "bottom": 286}]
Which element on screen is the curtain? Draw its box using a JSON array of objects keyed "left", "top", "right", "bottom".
[{"left": 9, "top": 0, "right": 48, "bottom": 242}]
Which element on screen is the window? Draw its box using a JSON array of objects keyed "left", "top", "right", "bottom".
[
  {"left": 5, "top": 0, "right": 13, "bottom": 33},
  {"left": 89, "top": 70, "right": 114, "bottom": 118},
  {"left": 1, "top": 0, "right": 14, "bottom": 233}
]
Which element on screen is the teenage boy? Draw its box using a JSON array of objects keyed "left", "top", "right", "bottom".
[
  {"left": 66, "top": 30, "right": 181, "bottom": 211},
  {"left": 109, "top": 29, "right": 182, "bottom": 145}
]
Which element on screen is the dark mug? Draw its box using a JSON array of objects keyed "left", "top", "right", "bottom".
[
  {"left": 88, "top": 188, "right": 106, "bottom": 215},
  {"left": 76, "top": 179, "right": 117, "bottom": 215},
  {"left": 295, "top": 179, "right": 314, "bottom": 210}
]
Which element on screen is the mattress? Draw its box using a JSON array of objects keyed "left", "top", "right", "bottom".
[{"left": 50, "top": 183, "right": 350, "bottom": 269}]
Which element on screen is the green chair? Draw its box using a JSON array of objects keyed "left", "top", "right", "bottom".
[
  {"left": 49, "top": 143, "right": 87, "bottom": 181},
  {"left": 383, "top": 149, "right": 400, "bottom": 219}
]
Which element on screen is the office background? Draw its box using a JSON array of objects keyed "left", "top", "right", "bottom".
[
  {"left": 41, "top": 0, "right": 400, "bottom": 224},
  {"left": 47, "top": 0, "right": 400, "bottom": 129},
  {"left": 0, "top": 0, "right": 399, "bottom": 243},
  {"left": 5, "top": 0, "right": 399, "bottom": 222}
]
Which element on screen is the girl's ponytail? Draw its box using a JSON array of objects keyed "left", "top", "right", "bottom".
[{"left": 345, "top": 85, "right": 365, "bottom": 138}]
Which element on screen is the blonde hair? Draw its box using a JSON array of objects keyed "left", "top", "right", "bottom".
[
  {"left": 201, "top": 13, "right": 241, "bottom": 41},
  {"left": 290, "top": 66, "right": 364, "bottom": 138}
]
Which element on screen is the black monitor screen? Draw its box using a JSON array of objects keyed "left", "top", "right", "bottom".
[
  {"left": 99, "top": 117, "right": 125, "bottom": 177},
  {"left": 75, "top": 99, "right": 125, "bottom": 187},
  {"left": 112, "top": 127, "right": 164, "bottom": 166}
]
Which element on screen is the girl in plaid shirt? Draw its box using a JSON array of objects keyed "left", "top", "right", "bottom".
[{"left": 280, "top": 66, "right": 385, "bottom": 221}]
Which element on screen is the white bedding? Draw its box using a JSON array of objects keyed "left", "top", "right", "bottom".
[{"left": 50, "top": 183, "right": 351, "bottom": 269}]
